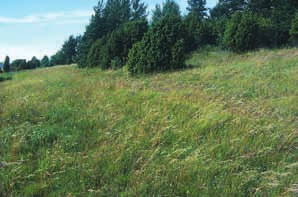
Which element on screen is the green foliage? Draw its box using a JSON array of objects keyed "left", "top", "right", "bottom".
[
  {"left": 290, "top": 14, "right": 298, "bottom": 46},
  {"left": 248, "top": 0, "right": 271, "bottom": 16},
  {"left": 151, "top": 0, "right": 181, "bottom": 24},
  {"left": 51, "top": 35, "right": 79, "bottom": 66},
  {"left": 103, "top": 0, "right": 131, "bottom": 31},
  {"left": 87, "top": 19, "right": 148, "bottom": 69},
  {"left": 86, "top": 35, "right": 109, "bottom": 69},
  {"left": 183, "top": 12, "right": 200, "bottom": 52},
  {"left": 127, "top": 15, "right": 186, "bottom": 74},
  {"left": 246, "top": 0, "right": 297, "bottom": 47},
  {"left": 256, "top": 16, "right": 273, "bottom": 48},
  {"left": 40, "top": 56, "right": 50, "bottom": 67},
  {"left": 131, "top": 0, "right": 148, "bottom": 20},
  {"left": 210, "top": 0, "right": 247, "bottom": 18},
  {"left": 214, "top": 16, "right": 229, "bottom": 47},
  {"left": 184, "top": 13, "right": 217, "bottom": 52},
  {"left": 151, "top": 4, "right": 162, "bottom": 24},
  {"left": 77, "top": 0, "right": 148, "bottom": 68},
  {"left": 186, "top": 0, "right": 207, "bottom": 20},
  {"left": 50, "top": 50, "right": 66, "bottom": 66},
  {"left": 210, "top": 2, "right": 227, "bottom": 19},
  {"left": 24, "top": 56, "right": 40, "bottom": 70},
  {"left": 269, "top": 8, "right": 293, "bottom": 47},
  {"left": 196, "top": 19, "right": 217, "bottom": 46},
  {"left": 76, "top": 0, "right": 106, "bottom": 68},
  {"left": 10, "top": 59, "right": 27, "bottom": 71},
  {"left": 162, "top": 0, "right": 180, "bottom": 17},
  {"left": 3, "top": 56, "right": 10, "bottom": 73},
  {"left": 62, "top": 35, "right": 78, "bottom": 64},
  {"left": 224, "top": 11, "right": 259, "bottom": 52}
]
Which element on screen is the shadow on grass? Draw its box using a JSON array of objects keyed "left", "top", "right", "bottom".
[{"left": 0, "top": 73, "right": 13, "bottom": 82}]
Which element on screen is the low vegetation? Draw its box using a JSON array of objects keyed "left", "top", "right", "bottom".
[
  {"left": 0, "top": 48, "right": 297, "bottom": 196},
  {"left": 0, "top": 73, "right": 13, "bottom": 82}
]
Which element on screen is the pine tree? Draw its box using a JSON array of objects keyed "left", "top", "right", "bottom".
[
  {"left": 152, "top": 4, "right": 163, "bottom": 24},
  {"left": 186, "top": 0, "right": 207, "bottom": 20},
  {"left": 211, "top": 0, "right": 247, "bottom": 18},
  {"left": 131, "top": 0, "right": 147, "bottom": 20},
  {"left": 77, "top": 0, "right": 106, "bottom": 68},
  {"left": 162, "top": 0, "right": 181, "bottom": 17},
  {"left": 151, "top": 0, "right": 181, "bottom": 24},
  {"left": 3, "top": 56, "right": 10, "bottom": 73},
  {"left": 103, "top": 0, "right": 131, "bottom": 31}
]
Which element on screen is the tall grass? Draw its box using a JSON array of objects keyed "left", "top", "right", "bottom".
[{"left": 0, "top": 49, "right": 297, "bottom": 196}]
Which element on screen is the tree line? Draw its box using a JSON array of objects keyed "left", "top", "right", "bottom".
[
  {"left": 2, "top": 0, "right": 298, "bottom": 74},
  {"left": 72, "top": 0, "right": 298, "bottom": 74}
]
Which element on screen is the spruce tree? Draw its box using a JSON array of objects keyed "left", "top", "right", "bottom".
[{"left": 3, "top": 56, "right": 10, "bottom": 73}]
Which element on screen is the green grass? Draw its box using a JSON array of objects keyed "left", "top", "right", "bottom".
[
  {"left": 0, "top": 72, "right": 13, "bottom": 82},
  {"left": 0, "top": 48, "right": 297, "bottom": 196}
]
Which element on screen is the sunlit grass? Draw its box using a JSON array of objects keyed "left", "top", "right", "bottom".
[{"left": 0, "top": 49, "right": 297, "bottom": 196}]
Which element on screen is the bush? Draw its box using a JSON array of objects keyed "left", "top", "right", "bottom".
[
  {"left": 87, "top": 19, "right": 148, "bottom": 69},
  {"left": 127, "top": 14, "right": 186, "bottom": 74},
  {"left": 224, "top": 11, "right": 259, "bottom": 52}
]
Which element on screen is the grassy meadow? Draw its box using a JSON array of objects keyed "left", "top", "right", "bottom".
[{"left": 0, "top": 48, "right": 297, "bottom": 196}]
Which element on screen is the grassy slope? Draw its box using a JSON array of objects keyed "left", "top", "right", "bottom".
[{"left": 0, "top": 49, "right": 297, "bottom": 196}]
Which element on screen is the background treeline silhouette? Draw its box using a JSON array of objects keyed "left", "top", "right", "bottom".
[{"left": 3, "top": 0, "right": 298, "bottom": 73}]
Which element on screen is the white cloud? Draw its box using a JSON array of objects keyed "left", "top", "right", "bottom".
[{"left": 0, "top": 10, "right": 93, "bottom": 24}]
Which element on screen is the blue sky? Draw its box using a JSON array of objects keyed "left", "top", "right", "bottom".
[{"left": 0, "top": 0, "right": 217, "bottom": 62}]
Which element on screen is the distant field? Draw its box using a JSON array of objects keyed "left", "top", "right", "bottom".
[{"left": 0, "top": 48, "right": 297, "bottom": 196}]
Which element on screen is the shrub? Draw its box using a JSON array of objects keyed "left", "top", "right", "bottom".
[
  {"left": 127, "top": 14, "right": 186, "bottom": 74},
  {"left": 224, "top": 11, "right": 259, "bottom": 52}
]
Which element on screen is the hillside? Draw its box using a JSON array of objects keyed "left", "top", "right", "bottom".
[{"left": 0, "top": 48, "right": 297, "bottom": 196}]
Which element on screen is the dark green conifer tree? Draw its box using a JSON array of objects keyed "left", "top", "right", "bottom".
[
  {"left": 186, "top": 0, "right": 207, "bottom": 20},
  {"left": 3, "top": 56, "right": 10, "bottom": 73}
]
